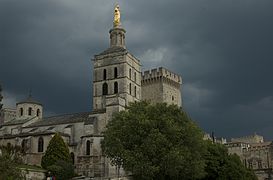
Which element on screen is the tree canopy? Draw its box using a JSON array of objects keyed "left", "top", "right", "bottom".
[
  {"left": 41, "top": 133, "right": 72, "bottom": 169},
  {"left": 102, "top": 101, "right": 206, "bottom": 180},
  {"left": 202, "top": 141, "right": 257, "bottom": 180},
  {"left": 0, "top": 144, "right": 24, "bottom": 180}
]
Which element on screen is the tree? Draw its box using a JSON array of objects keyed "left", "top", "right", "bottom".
[
  {"left": 41, "top": 133, "right": 72, "bottom": 170},
  {"left": 202, "top": 141, "right": 257, "bottom": 180},
  {"left": 0, "top": 144, "right": 24, "bottom": 180},
  {"left": 102, "top": 101, "right": 206, "bottom": 180},
  {"left": 47, "top": 160, "right": 75, "bottom": 180}
]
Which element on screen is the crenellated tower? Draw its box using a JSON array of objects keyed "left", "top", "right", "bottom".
[{"left": 141, "top": 67, "right": 182, "bottom": 107}]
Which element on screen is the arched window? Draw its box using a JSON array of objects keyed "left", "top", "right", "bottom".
[
  {"left": 134, "top": 86, "right": 137, "bottom": 97},
  {"left": 28, "top": 107, "right": 32, "bottom": 116},
  {"left": 114, "top": 67, "right": 118, "bottom": 78},
  {"left": 103, "top": 69, "right": 107, "bottom": 80},
  {"left": 134, "top": 72, "right": 137, "bottom": 82},
  {"left": 21, "top": 139, "right": 28, "bottom": 152},
  {"left": 129, "top": 68, "right": 131, "bottom": 79},
  {"left": 102, "top": 83, "right": 108, "bottom": 95},
  {"left": 20, "top": 108, "right": 23, "bottom": 116},
  {"left": 86, "top": 140, "right": 91, "bottom": 155},
  {"left": 129, "top": 83, "right": 131, "bottom": 95},
  {"left": 37, "top": 109, "right": 40, "bottom": 117},
  {"left": 114, "top": 82, "right": 118, "bottom": 94},
  {"left": 70, "top": 152, "right": 75, "bottom": 165},
  {"left": 38, "top": 137, "right": 44, "bottom": 152}
]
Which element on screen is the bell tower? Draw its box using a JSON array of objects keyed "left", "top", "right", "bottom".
[{"left": 92, "top": 5, "right": 141, "bottom": 113}]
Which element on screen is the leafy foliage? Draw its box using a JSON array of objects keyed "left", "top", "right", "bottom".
[
  {"left": 47, "top": 160, "right": 75, "bottom": 180},
  {"left": 202, "top": 141, "right": 257, "bottom": 180},
  {"left": 41, "top": 133, "right": 72, "bottom": 169},
  {"left": 102, "top": 101, "right": 206, "bottom": 180},
  {"left": 0, "top": 144, "right": 24, "bottom": 180}
]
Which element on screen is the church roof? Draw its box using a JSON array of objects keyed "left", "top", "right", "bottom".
[
  {"left": 27, "top": 112, "right": 92, "bottom": 127},
  {"left": 97, "top": 46, "right": 127, "bottom": 56},
  {"left": 17, "top": 96, "right": 42, "bottom": 106},
  {"left": 3, "top": 117, "right": 35, "bottom": 126}
]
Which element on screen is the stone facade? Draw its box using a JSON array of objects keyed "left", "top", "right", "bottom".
[
  {"left": 226, "top": 134, "right": 273, "bottom": 180},
  {"left": 0, "top": 8, "right": 182, "bottom": 179},
  {"left": 142, "top": 67, "right": 182, "bottom": 107}
]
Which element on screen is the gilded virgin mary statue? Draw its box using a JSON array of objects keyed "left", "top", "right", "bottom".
[{"left": 113, "top": 4, "right": 121, "bottom": 27}]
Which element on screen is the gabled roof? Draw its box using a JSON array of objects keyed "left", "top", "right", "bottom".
[
  {"left": 27, "top": 112, "right": 91, "bottom": 127},
  {"left": 3, "top": 117, "right": 35, "bottom": 126}
]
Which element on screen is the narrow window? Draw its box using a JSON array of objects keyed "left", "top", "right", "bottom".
[
  {"left": 114, "top": 67, "right": 118, "bottom": 78},
  {"left": 86, "top": 140, "right": 91, "bottom": 155},
  {"left": 38, "top": 137, "right": 44, "bottom": 152},
  {"left": 70, "top": 152, "right": 75, "bottom": 165},
  {"left": 172, "top": 96, "right": 174, "bottom": 101},
  {"left": 129, "top": 68, "right": 131, "bottom": 79},
  {"left": 134, "top": 72, "right": 136, "bottom": 82},
  {"left": 114, "top": 82, "right": 118, "bottom": 94},
  {"left": 37, "top": 109, "right": 40, "bottom": 117},
  {"left": 134, "top": 86, "right": 137, "bottom": 97},
  {"left": 21, "top": 139, "right": 28, "bottom": 152},
  {"left": 129, "top": 83, "right": 131, "bottom": 95},
  {"left": 20, "top": 108, "right": 23, "bottom": 116},
  {"left": 102, "top": 83, "right": 108, "bottom": 95},
  {"left": 28, "top": 107, "right": 32, "bottom": 116},
  {"left": 103, "top": 69, "right": 107, "bottom": 80}
]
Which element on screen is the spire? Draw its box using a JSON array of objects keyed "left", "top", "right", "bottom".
[{"left": 109, "top": 4, "right": 126, "bottom": 48}]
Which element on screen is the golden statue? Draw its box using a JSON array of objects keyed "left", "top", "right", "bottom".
[{"left": 113, "top": 4, "right": 120, "bottom": 27}]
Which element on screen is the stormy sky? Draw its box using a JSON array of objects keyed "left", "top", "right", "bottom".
[{"left": 1, "top": 0, "right": 273, "bottom": 140}]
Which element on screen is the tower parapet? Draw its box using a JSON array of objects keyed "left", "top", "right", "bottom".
[{"left": 141, "top": 67, "right": 182, "bottom": 107}]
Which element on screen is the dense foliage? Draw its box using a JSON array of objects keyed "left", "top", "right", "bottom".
[
  {"left": 102, "top": 101, "right": 206, "bottom": 180},
  {"left": 47, "top": 160, "right": 75, "bottom": 180},
  {"left": 41, "top": 133, "right": 74, "bottom": 179},
  {"left": 202, "top": 142, "right": 257, "bottom": 180},
  {"left": 0, "top": 144, "right": 24, "bottom": 180}
]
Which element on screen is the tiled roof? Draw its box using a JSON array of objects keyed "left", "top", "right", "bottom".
[
  {"left": 27, "top": 112, "right": 91, "bottom": 127},
  {"left": 27, "top": 111, "right": 104, "bottom": 127},
  {"left": 0, "top": 131, "right": 70, "bottom": 139},
  {"left": 16, "top": 96, "right": 42, "bottom": 106},
  {"left": 98, "top": 46, "right": 127, "bottom": 56},
  {"left": 3, "top": 117, "right": 35, "bottom": 126}
]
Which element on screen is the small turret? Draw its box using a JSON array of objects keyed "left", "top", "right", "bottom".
[{"left": 16, "top": 94, "right": 43, "bottom": 119}]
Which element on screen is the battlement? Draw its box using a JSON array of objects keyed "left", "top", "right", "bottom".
[{"left": 142, "top": 67, "right": 182, "bottom": 84}]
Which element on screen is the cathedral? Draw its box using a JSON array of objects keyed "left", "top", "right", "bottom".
[{"left": 0, "top": 5, "right": 182, "bottom": 179}]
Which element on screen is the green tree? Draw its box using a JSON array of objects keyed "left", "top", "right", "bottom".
[
  {"left": 202, "top": 141, "right": 257, "bottom": 180},
  {"left": 102, "top": 101, "right": 206, "bottom": 180},
  {"left": 0, "top": 144, "right": 24, "bottom": 180},
  {"left": 47, "top": 160, "right": 75, "bottom": 180},
  {"left": 41, "top": 133, "right": 72, "bottom": 169}
]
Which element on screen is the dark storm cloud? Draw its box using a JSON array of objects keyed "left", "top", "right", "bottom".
[{"left": 1, "top": 0, "right": 273, "bottom": 139}]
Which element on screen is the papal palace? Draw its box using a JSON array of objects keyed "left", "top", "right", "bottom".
[{"left": 0, "top": 5, "right": 272, "bottom": 180}]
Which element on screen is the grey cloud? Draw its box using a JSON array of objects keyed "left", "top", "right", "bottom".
[{"left": 1, "top": 0, "right": 273, "bottom": 139}]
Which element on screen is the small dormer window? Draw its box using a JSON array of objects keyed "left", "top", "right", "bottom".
[
  {"left": 28, "top": 107, "right": 32, "bottom": 116},
  {"left": 20, "top": 108, "right": 23, "bottom": 116}
]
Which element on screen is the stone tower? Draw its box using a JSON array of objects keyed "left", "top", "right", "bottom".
[
  {"left": 16, "top": 94, "right": 43, "bottom": 119},
  {"left": 141, "top": 67, "right": 182, "bottom": 107},
  {"left": 92, "top": 6, "right": 141, "bottom": 115}
]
